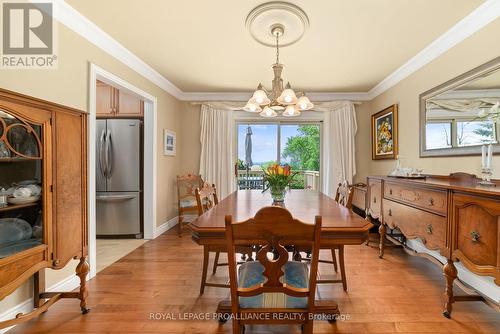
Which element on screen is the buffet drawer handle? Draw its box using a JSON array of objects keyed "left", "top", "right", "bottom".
[
  {"left": 426, "top": 224, "right": 433, "bottom": 234},
  {"left": 428, "top": 198, "right": 434, "bottom": 206},
  {"left": 389, "top": 189, "right": 393, "bottom": 195},
  {"left": 388, "top": 209, "right": 392, "bottom": 217},
  {"left": 373, "top": 197, "right": 377, "bottom": 203},
  {"left": 471, "top": 231, "right": 480, "bottom": 242}
]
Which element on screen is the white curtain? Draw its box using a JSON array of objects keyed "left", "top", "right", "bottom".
[
  {"left": 199, "top": 104, "right": 235, "bottom": 199},
  {"left": 321, "top": 101, "right": 357, "bottom": 197}
]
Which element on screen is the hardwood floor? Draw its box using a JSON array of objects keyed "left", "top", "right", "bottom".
[{"left": 7, "top": 228, "right": 500, "bottom": 334}]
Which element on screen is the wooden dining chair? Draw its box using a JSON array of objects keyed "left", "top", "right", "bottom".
[
  {"left": 316, "top": 180, "right": 352, "bottom": 291},
  {"left": 195, "top": 183, "right": 252, "bottom": 295},
  {"left": 217, "top": 206, "right": 338, "bottom": 334},
  {"left": 176, "top": 173, "right": 204, "bottom": 236},
  {"left": 195, "top": 182, "right": 223, "bottom": 294}
]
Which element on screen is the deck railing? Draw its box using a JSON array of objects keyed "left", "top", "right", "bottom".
[{"left": 237, "top": 169, "right": 320, "bottom": 190}]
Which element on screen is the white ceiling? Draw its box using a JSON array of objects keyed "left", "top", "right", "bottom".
[{"left": 65, "top": 0, "right": 485, "bottom": 94}]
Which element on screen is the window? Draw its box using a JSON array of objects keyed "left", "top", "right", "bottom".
[
  {"left": 237, "top": 123, "right": 320, "bottom": 190},
  {"left": 426, "top": 119, "right": 498, "bottom": 150},
  {"left": 237, "top": 124, "right": 278, "bottom": 168},
  {"left": 426, "top": 122, "right": 451, "bottom": 150},
  {"left": 456, "top": 120, "right": 496, "bottom": 147}
]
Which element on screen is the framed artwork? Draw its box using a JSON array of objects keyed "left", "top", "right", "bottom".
[
  {"left": 164, "top": 130, "right": 176, "bottom": 156},
  {"left": 371, "top": 104, "right": 398, "bottom": 160}
]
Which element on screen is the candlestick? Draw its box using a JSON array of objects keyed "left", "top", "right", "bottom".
[
  {"left": 479, "top": 166, "right": 495, "bottom": 187},
  {"left": 487, "top": 144, "right": 492, "bottom": 168},
  {"left": 482, "top": 145, "right": 486, "bottom": 168}
]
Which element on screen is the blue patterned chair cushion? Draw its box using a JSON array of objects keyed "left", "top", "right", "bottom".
[
  {"left": 179, "top": 197, "right": 197, "bottom": 208},
  {"left": 238, "top": 261, "right": 309, "bottom": 308}
]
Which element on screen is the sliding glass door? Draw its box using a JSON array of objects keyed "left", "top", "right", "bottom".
[{"left": 236, "top": 122, "right": 321, "bottom": 190}]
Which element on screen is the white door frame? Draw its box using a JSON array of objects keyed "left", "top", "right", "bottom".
[{"left": 88, "top": 63, "right": 157, "bottom": 279}]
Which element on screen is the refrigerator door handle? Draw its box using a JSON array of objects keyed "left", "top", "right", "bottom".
[
  {"left": 105, "top": 129, "right": 113, "bottom": 178},
  {"left": 96, "top": 194, "right": 136, "bottom": 201},
  {"left": 99, "top": 129, "right": 107, "bottom": 178}
]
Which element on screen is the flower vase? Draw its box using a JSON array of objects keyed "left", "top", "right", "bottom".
[{"left": 270, "top": 185, "right": 286, "bottom": 204}]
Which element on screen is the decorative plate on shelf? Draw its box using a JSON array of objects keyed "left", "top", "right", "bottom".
[{"left": 8, "top": 195, "right": 40, "bottom": 205}]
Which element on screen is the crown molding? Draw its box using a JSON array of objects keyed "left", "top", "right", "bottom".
[
  {"left": 52, "top": 0, "right": 499, "bottom": 103},
  {"left": 180, "top": 91, "right": 370, "bottom": 102},
  {"left": 367, "top": 0, "right": 500, "bottom": 100},
  {"left": 51, "top": 0, "right": 183, "bottom": 99}
]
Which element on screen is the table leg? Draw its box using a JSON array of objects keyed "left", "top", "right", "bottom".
[{"left": 200, "top": 246, "right": 209, "bottom": 295}]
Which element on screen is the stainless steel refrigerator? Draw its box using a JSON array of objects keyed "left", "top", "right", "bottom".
[{"left": 96, "top": 119, "right": 142, "bottom": 238}]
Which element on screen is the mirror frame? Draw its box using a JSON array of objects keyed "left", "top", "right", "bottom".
[{"left": 420, "top": 56, "right": 500, "bottom": 157}]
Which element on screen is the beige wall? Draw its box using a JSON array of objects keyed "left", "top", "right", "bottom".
[
  {"left": 0, "top": 23, "right": 181, "bottom": 314},
  {"left": 179, "top": 102, "right": 201, "bottom": 174},
  {"left": 357, "top": 18, "right": 500, "bottom": 181}
]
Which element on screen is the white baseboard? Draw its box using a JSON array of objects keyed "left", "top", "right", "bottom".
[
  {"left": 47, "top": 275, "right": 81, "bottom": 294},
  {"left": 0, "top": 299, "right": 33, "bottom": 333},
  {"left": 153, "top": 216, "right": 179, "bottom": 238},
  {"left": 0, "top": 271, "right": 82, "bottom": 333}
]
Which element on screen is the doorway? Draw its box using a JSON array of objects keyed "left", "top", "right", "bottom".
[{"left": 88, "top": 64, "right": 158, "bottom": 279}]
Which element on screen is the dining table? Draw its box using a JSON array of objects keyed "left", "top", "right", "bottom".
[{"left": 190, "top": 189, "right": 373, "bottom": 247}]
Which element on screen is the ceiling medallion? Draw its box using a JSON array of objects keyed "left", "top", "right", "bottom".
[
  {"left": 243, "top": 2, "right": 313, "bottom": 118},
  {"left": 245, "top": 2, "right": 310, "bottom": 47}
]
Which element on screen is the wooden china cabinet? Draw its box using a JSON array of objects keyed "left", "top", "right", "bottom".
[{"left": 0, "top": 88, "right": 88, "bottom": 329}]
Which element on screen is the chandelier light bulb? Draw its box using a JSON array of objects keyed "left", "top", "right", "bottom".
[
  {"left": 277, "top": 88, "right": 298, "bottom": 105},
  {"left": 283, "top": 105, "right": 300, "bottom": 117},
  {"left": 260, "top": 106, "right": 277, "bottom": 118},
  {"left": 243, "top": 101, "right": 262, "bottom": 113},
  {"left": 296, "top": 95, "right": 313, "bottom": 110},
  {"left": 252, "top": 89, "right": 270, "bottom": 105}
]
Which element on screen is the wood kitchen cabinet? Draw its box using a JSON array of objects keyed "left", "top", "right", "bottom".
[
  {"left": 0, "top": 88, "right": 88, "bottom": 329},
  {"left": 96, "top": 80, "right": 143, "bottom": 118}
]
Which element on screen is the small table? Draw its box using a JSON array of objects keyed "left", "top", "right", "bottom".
[{"left": 190, "top": 190, "right": 373, "bottom": 313}]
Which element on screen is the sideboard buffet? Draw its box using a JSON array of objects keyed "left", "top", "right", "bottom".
[
  {"left": 0, "top": 88, "right": 88, "bottom": 329},
  {"left": 366, "top": 173, "right": 500, "bottom": 317}
]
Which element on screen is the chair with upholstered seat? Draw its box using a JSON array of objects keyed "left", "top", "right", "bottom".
[
  {"left": 217, "top": 206, "right": 338, "bottom": 334},
  {"left": 318, "top": 180, "right": 352, "bottom": 290},
  {"left": 299, "top": 181, "right": 351, "bottom": 291},
  {"left": 195, "top": 183, "right": 252, "bottom": 295},
  {"left": 176, "top": 174, "right": 204, "bottom": 236},
  {"left": 195, "top": 182, "right": 223, "bottom": 294}
]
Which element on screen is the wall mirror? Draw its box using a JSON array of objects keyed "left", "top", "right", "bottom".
[{"left": 420, "top": 56, "right": 500, "bottom": 157}]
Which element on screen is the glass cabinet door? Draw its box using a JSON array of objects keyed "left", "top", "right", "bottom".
[{"left": 0, "top": 109, "right": 44, "bottom": 259}]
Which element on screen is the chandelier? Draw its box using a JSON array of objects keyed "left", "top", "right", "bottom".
[{"left": 243, "top": 24, "right": 313, "bottom": 118}]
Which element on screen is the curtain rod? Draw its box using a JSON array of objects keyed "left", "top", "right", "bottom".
[{"left": 189, "top": 101, "right": 363, "bottom": 105}]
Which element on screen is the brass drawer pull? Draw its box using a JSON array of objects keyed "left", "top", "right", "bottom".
[
  {"left": 426, "top": 224, "right": 433, "bottom": 234},
  {"left": 373, "top": 197, "right": 377, "bottom": 203},
  {"left": 388, "top": 209, "right": 392, "bottom": 217},
  {"left": 428, "top": 198, "right": 434, "bottom": 206},
  {"left": 471, "top": 231, "right": 480, "bottom": 242},
  {"left": 389, "top": 189, "right": 393, "bottom": 195}
]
